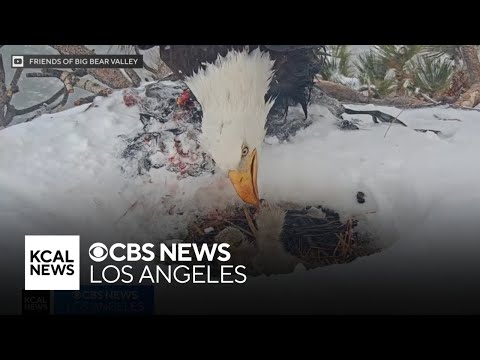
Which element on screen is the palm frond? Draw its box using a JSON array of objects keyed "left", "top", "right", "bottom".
[
  {"left": 332, "top": 45, "right": 354, "bottom": 77},
  {"left": 354, "top": 50, "right": 388, "bottom": 84},
  {"left": 354, "top": 50, "right": 396, "bottom": 96},
  {"left": 373, "top": 45, "right": 425, "bottom": 70},
  {"left": 319, "top": 45, "right": 354, "bottom": 81},
  {"left": 423, "top": 45, "right": 461, "bottom": 60},
  {"left": 408, "top": 56, "right": 454, "bottom": 95}
]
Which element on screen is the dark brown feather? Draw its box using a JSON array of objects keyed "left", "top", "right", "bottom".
[{"left": 138, "top": 45, "right": 324, "bottom": 117}]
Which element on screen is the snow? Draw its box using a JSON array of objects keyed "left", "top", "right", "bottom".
[{"left": 1, "top": 85, "right": 480, "bottom": 313}]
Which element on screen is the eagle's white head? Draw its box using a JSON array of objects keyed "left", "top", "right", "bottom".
[{"left": 185, "top": 48, "right": 275, "bottom": 207}]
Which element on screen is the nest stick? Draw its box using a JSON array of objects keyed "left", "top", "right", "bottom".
[
  {"left": 224, "top": 220, "right": 254, "bottom": 238},
  {"left": 243, "top": 206, "right": 258, "bottom": 238}
]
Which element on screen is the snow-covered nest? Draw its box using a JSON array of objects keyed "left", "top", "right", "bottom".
[{"left": 184, "top": 203, "right": 379, "bottom": 276}]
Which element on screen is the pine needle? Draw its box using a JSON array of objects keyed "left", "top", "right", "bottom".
[
  {"left": 224, "top": 220, "right": 254, "bottom": 237},
  {"left": 115, "top": 200, "right": 139, "bottom": 224},
  {"left": 243, "top": 206, "right": 258, "bottom": 238}
]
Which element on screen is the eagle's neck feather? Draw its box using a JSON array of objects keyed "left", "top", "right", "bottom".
[{"left": 185, "top": 49, "right": 275, "bottom": 170}]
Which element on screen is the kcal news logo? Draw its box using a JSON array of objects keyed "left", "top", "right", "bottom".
[{"left": 25, "top": 236, "right": 80, "bottom": 290}]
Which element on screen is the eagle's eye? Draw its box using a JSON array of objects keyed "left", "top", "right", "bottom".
[{"left": 241, "top": 146, "right": 249, "bottom": 157}]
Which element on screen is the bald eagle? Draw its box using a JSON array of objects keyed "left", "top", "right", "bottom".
[
  {"left": 179, "top": 48, "right": 278, "bottom": 207},
  {"left": 130, "top": 47, "right": 376, "bottom": 274},
  {"left": 135, "top": 45, "right": 325, "bottom": 206},
  {"left": 180, "top": 49, "right": 315, "bottom": 273},
  {"left": 183, "top": 49, "right": 276, "bottom": 206},
  {"left": 137, "top": 45, "right": 323, "bottom": 118}
]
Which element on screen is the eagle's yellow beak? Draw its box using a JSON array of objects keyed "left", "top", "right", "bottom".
[{"left": 228, "top": 148, "right": 260, "bottom": 207}]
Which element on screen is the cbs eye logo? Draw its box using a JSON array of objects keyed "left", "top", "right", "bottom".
[{"left": 89, "top": 243, "right": 108, "bottom": 262}]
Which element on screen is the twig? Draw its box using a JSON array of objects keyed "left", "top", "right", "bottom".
[
  {"left": 458, "top": 105, "right": 480, "bottom": 112},
  {"left": 3, "top": 104, "right": 15, "bottom": 126},
  {"left": 0, "top": 55, "right": 6, "bottom": 126},
  {"left": 333, "top": 218, "right": 353, "bottom": 259},
  {"left": 190, "top": 224, "right": 204, "bottom": 236},
  {"left": 71, "top": 68, "right": 88, "bottom": 77},
  {"left": 59, "top": 71, "right": 74, "bottom": 93},
  {"left": 74, "top": 95, "right": 96, "bottom": 106},
  {"left": 74, "top": 77, "right": 112, "bottom": 96},
  {"left": 26, "top": 73, "right": 56, "bottom": 78},
  {"left": 10, "top": 68, "right": 23, "bottom": 88},
  {"left": 419, "top": 92, "right": 440, "bottom": 105},
  {"left": 124, "top": 68, "right": 141, "bottom": 87},
  {"left": 346, "top": 219, "right": 353, "bottom": 254},
  {"left": 0, "top": 54, "right": 6, "bottom": 89},
  {"left": 27, "top": 69, "right": 112, "bottom": 96},
  {"left": 2, "top": 52, "right": 114, "bottom": 126},
  {"left": 224, "top": 220, "right": 254, "bottom": 238},
  {"left": 16, "top": 87, "right": 65, "bottom": 116},
  {"left": 243, "top": 206, "right": 258, "bottom": 238},
  {"left": 0, "top": 56, "right": 25, "bottom": 126},
  {"left": 115, "top": 200, "right": 139, "bottom": 225},
  {"left": 414, "top": 128, "right": 442, "bottom": 135},
  {"left": 433, "top": 114, "right": 462, "bottom": 122},
  {"left": 50, "top": 45, "right": 137, "bottom": 89},
  {"left": 384, "top": 108, "right": 406, "bottom": 138},
  {"left": 54, "top": 88, "right": 69, "bottom": 110}
]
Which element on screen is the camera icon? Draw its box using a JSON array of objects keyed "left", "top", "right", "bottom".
[{"left": 12, "top": 55, "right": 24, "bottom": 68}]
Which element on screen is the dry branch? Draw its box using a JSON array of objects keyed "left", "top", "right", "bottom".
[
  {"left": 315, "top": 80, "right": 430, "bottom": 108},
  {"left": 16, "top": 67, "right": 111, "bottom": 123},
  {"left": 74, "top": 95, "right": 96, "bottom": 106},
  {"left": 454, "top": 46, "right": 480, "bottom": 108},
  {"left": 124, "top": 68, "right": 141, "bottom": 87},
  {"left": 0, "top": 54, "right": 7, "bottom": 91},
  {"left": 1, "top": 55, "right": 26, "bottom": 126},
  {"left": 57, "top": 88, "right": 70, "bottom": 108},
  {"left": 74, "top": 77, "right": 112, "bottom": 95},
  {"left": 455, "top": 83, "right": 480, "bottom": 108},
  {"left": 15, "top": 87, "right": 65, "bottom": 116},
  {"left": 10, "top": 68, "right": 23, "bottom": 88},
  {"left": 0, "top": 54, "right": 6, "bottom": 126},
  {"left": 461, "top": 45, "right": 480, "bottom": 85},
  {"left": 26, "top": 69, "right": 112, "bottom": 96},
  {"left": 3, "top": 104, "right": 15, "bottom": 126},
  {"left": 50, "top": 45, "right": 139, "bottom": 89},
  {"left": 418, "top": 92, "right": 440, "bottom": 105}
]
